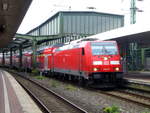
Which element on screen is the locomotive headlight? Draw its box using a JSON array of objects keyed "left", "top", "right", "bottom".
[
  {"left": 103, "top": 57, "right": 108, "bottom": 60},
  {"left": 110, "top": 61, "right": 120, "bottom": 65},
  {"left": 93, "top": 68, "right": 99, "bottom": 71},
  {"left": 115, "top": 67, "right": 120, "bottom": 71},
  {"left": 93, "top": 61, "right": 102, "bottom": 65}
]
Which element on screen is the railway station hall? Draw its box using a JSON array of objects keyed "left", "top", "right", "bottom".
[{"left": 1, "top": 0, "right": 150, "bottom": 113}]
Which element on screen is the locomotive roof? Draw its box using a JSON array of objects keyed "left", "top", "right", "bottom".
[
  {"left": 38, "top": 38, "right": 116, "bottom": 53},
  {"left": 56, "top": 40, "right": 116, "bottom": 52}
]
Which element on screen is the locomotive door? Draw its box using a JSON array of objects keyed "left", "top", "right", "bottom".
[{"left": 79, "top": 48, "right": 84, "bottom": 74}]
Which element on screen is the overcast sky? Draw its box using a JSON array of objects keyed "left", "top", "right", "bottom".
[{"left": 17, "top": 0, "right": 148, "bottom": 34}]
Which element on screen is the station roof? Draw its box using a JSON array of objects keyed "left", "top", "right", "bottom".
[
  {"left": 0, "top": 36, "right": 32, "bottom": 52},
  {"left": 0, "top": 0, "right": 32, "bottom": 48},
  {"left": 15, "top": 33, "right": 62, "bottom": 45},
  {"left": 88, "top": 23, "right": 150, "bottom": 47},
  {"left": 27, "top": 11, "right": 124, "bottom": 34},
  {"left": 0, "top": 33, "right": 63, "bottom": 52}
]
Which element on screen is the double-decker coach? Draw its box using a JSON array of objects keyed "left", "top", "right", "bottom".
[
  {"left": 22, "top": 51, "right": 33, "bottom": 72},
  {"left": 36, "top": 43, "right": 64, "bottom": 75}
]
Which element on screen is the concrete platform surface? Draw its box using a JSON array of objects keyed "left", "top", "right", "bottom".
[{"left": 0, "top": 69, "right": 43, "bottom": 113}]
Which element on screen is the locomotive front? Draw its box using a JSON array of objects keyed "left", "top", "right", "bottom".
[{"left": 89, "top": 41, "right": 123, "bottom": 83}]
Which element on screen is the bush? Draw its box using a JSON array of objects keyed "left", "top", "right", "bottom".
[{"left": 103, "top": 105, "right": 121, "bottom": 113}]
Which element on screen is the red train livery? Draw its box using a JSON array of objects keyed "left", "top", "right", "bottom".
[
  {"left": 1, "top": 39, "right": 123, "bottom": 86},
  {"left": 52, "top": 40, "right": 123, "bottom": 84},
  {"left": 36, "top": 47, "right": 53, "bottom": 72},
  {"left": 36, "top": 44, "right": 64, "bottom": 74}
]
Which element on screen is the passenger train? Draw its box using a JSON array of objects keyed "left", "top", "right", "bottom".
[{"left": 0, "top": 38, "right": 123, "bottom": 86}]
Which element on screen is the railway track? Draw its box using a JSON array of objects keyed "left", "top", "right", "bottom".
[
  {"left": 7, "top": 69, "right": 150, "bottom": 111},
  {"left": 12, "top": 73, "right": 88, "bottom": 113},
  {"left": 99, "top": 89, "right": 150, "bottom": 108}
]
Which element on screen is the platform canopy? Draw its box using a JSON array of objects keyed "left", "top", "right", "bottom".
[
  {"left": 88, "top": 23, "right": 150, "bottom": 47},
  {"left": 0, "top": 0, "right": 32, "bottom": 48}
]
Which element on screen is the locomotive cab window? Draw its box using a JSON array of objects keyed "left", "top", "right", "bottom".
[{"left": 91, "top": 42, "right": 118, "bottom": 55}]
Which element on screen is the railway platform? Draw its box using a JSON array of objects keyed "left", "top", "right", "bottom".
[
  {"left": 0, "top": 69, "right": 42, "bottom": 113},
  {"left": 124, "top": 71, "right": 150, "bottom": 85}
]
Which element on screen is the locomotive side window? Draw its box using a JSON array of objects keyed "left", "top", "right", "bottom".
[{"left": 91, "top": 42, "right": 118, "bottom": 55}]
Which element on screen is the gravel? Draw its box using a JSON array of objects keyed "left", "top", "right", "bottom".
[{"left": 15, "top": 71, "right": 150, "bottom": 113}]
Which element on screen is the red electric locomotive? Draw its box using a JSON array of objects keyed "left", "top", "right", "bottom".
[{"left": 52, "top": 39, "right": 123, "bottom": 86}]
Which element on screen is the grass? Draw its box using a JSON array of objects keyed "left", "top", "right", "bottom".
[
  {"left": 126, "top": 83, "right": 150, "bottom": 92},
  {"left": 65, "top": 84, "right": 77, "bottom": 91},
  {"left": 34, "top": 75, "right": 46, "bottom": 80},
  {"left": 141, "top": 109, "right": 150, "bottom": 113},
  {"left": 142, "top": 111, "right": 150, "bottom": 113},
  {"left": 51, "top": 80, "right": 60, "bottom": 88}
]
